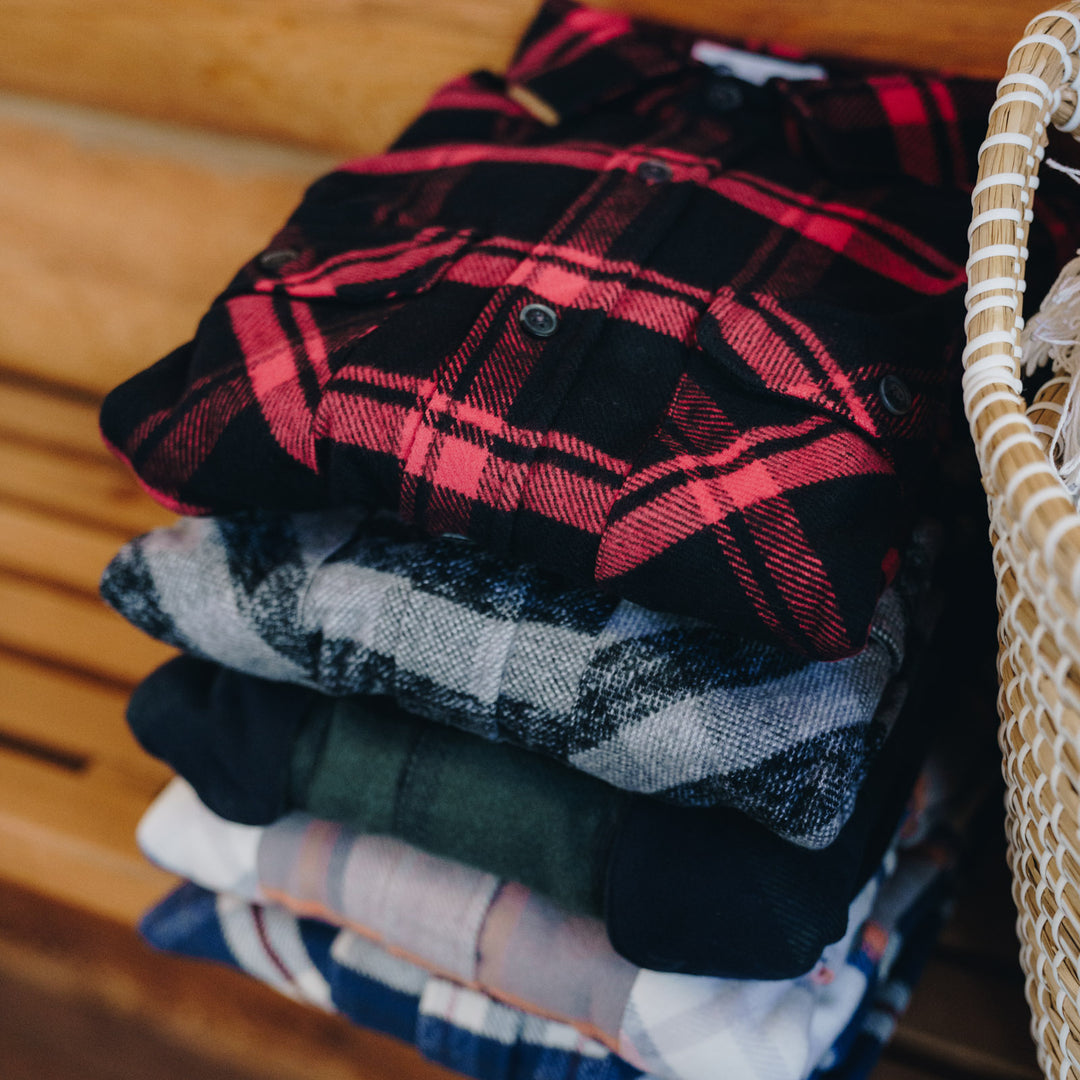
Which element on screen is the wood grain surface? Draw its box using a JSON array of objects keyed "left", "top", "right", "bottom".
[
  {"left": 0, "top": 0, "right": 1057, "bottom": 155},
  {"left": 0, "top": 96, "right": 330, "bottom": 393},
  {"left": 0, "top": 880, "right": 462, "bottom": 1080}
]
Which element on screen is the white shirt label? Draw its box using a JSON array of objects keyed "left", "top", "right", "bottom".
[{"left": 691, "top": 41, "right": 827, "bottom": 85}]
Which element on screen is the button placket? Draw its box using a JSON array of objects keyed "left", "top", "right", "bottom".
[{"left": 397, "top": 148, "right": 701, "bottom": 553}]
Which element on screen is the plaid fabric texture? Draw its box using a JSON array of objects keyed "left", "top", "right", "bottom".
[
  {"left": 101, "top": 509, "right": 929, "bottom": 845},
  {"left": 98, "top": 0, "right": 1004, "bottom": 660},
  {"left": 138, "top": 817, "right": 954, "bottom": 1080},
  {"left": 140, "top": 881, "right": 636, "bottom": 1080},
  {"left": 137, "top": 771, "right": 952, "bottom": 1076}
]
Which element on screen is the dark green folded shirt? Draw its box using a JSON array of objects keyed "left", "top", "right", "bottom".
[{"left": 293, "top": 695, "right": 623, "bottom": 916}]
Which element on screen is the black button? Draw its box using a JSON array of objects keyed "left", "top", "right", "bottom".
[
  {"left": 705, "top": 77, "right": 745, "bottom": 113},
  {"left": 878, "top": 374, "right": 913, "bottom": 416},
  {"left": 519, "top": 303, "right": 559, "bottom": 337},
  {"left": 635, "top": 159, "right": 672, "bottom": 184},
  {"left": 258, "top": 247, "right": 299, "bottom": 271}
]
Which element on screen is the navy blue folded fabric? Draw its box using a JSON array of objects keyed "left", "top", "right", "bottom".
[{"left": 127, "top": 656, "right": 312, "bottom": 826}]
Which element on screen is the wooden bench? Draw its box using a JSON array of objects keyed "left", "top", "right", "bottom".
[{"left": 0, "top": 3, "right": 1060, "bottom": 1076}]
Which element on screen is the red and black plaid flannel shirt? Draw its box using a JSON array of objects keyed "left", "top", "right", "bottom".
[{"left": 101, "top": 0, "right": 1019, "bottom": 659}]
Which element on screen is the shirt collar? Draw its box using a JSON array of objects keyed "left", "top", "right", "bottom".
[
  {"left": 503, "top": 0, "right": 995, "bottom": 190},
  {"left": 504, "top": 0, "right": 692, "bottom": 127}
]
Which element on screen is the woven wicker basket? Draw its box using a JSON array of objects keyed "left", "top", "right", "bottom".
[{"left": 965, "top": 6, "right": 1080, "bottom": 1077}]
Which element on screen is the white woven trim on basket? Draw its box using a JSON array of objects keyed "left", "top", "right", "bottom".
[
  {"left": 1055, "top": 79, "right": 1080, "bottom": 132},
  {"left": 972, "top": 175, "right": 1036, "bottom": 218},
  {"left": 1051, "top": 378, "right": 1080, "bottom": 491},
  {"left": 965, "top": 294, "right": 1020, "bottom": 330},
  {"left": 1006, "top": 459, "right": 1060, "bottom": 507},
  {"left": 967, "top": 275, "right": 1024, "bottom": 303},
  {"left": 1021, "top": 255, "right": 1080, "bottom": 362},
  {"left": 962, "top": 353, "right": 1023, "bottom": 407},
  {"left": 965, "top": 384, "right": 1023, "bottom": 439},
  {"left": 1037, "top": 8, "right": 1080, "bottom": 47},
  {"left": 995, "top": 491, "right": 1080, "bottom": 666},
  {"left": 1057, "top": 102, "right": 1080, "bottom": 132},
  {"left": 1032, "top": 421, "right": 1062, "bottom": 443},
  {"left": 1009, "top": 32, "right": 1074, "bottom": 80},
  {"left": 979, "top": 131, "right": 1036, "bottom": 157},
  {"left": 980, "top": 409, "right": 1033, "bottom": 452},
  {"left": 999, "top": 71, "right": 1063, "bottom": 114},
  {"left": 994, "top": 89, "right": 1060, "bottom": 113},
  {"left": 1055, "top": 59, "right": 1080, "bottom": 132},
  {"left": 988, "top": 424, "right": 1043, "bottom": 477},
  {"left": 1051, "top": 652, "right": 1074, "bottom": 711},
  {"left": 1057, "top": 108, "right": 1080, "bottom": 133},
  {"left": 1068, "top": 548, "right": 1080, "bottom": 612},
  {"left": 964, "top": 381, "right": 1024, "bottom": 436},
  {"left": 1027, "top": 376, "right": 1075, "bottom": 445},
  {"left": 966, "top": 21, "right": 1080, "bottom": 1068},
  {"left": 1032, "top": 414, "right": 1065, "bottom": 443},
  {"left": 1039, "top": 377, "right": 1076, "bottom": 399},
  {"left": 989, "top": 92, "right": 1054, "bottom": 151},
  {"left": 963, "top": 329, "right": 1020, "bottom": 362},
  {"left": 969, "top": 394, "right": 1028, "bottom": 441},
  {"left": 968, "top": 206, "right": 1026, "bottom": 240},
  {"left": 966, "top": 242, "right": 1028, "bottom": 274},
  {"left": 1041, "top": 505, "right": 1080, "bottom": 573},
  {"left": 1017, "top": 480, "right": 1070, "bottom": 523}
]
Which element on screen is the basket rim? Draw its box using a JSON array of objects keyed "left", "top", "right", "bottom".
[{"left": 964, "top": 3, "right": 1080, "bottom": 600}]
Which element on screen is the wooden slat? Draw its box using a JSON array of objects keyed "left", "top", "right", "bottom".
[
  {"left": 0, "top": 0, "right": 1052, "bottom": 157},
  {"left": 0, "top": 570, "right": 175, "bottom": 686},
  {"left": 0, "top": 0, "right": 526, "bottom": 155},
  {"left": 0, "top": 879, "right": 460, "bottom": 1080},
  {"left": 0, "top": 652, "right": 171, "bottom": 789},
  {"left": 0, "top": 500, "right": 128, "bottom": 595},
  {"left": 0, "top": 375, "right": 108, "bottom": 458},
  {"left": 0, "top": 973, "right": 300, "bottom": 1080},
  {"left": 0, "top": 94, "right": 330, "bottom": 394},
  {"left": 0, "top": 437, "right": 174, "bottom": 535},
  {"left": 0, "top": 751, "right": 175, "bottom": 923}
]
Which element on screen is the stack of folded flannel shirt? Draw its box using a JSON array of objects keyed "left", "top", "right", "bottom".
[{"left": 94, "top": 1, "right": 1068, "bottom": 1077}]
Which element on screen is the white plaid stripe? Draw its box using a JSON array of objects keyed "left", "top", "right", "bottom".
[{"left": 216, "top": 892, "right": 334, "bottom": 1009}]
